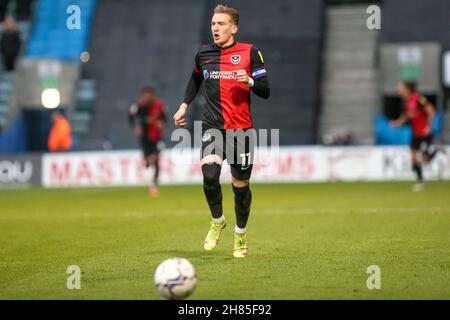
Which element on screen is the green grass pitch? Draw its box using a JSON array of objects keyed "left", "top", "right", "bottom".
[{"left": 1, "top": 181, "right": 449, "bottom": 299}]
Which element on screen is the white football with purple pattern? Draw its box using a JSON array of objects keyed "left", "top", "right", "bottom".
[{"left": 154, "top": 258, "right": 197, "bottom": 299}]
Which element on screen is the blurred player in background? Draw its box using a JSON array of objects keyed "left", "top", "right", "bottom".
[
  {"left": 129, "top": 86, "right": 166, "bottom": 197},
  {"left": 173, "top": 5, "right": 270, "bottom": 258},
  {"left": 391, "top": 80, "right": 440, "bottom": 191}
]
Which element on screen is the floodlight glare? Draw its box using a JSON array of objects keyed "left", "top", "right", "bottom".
[{"left": 41, "top": 88, "right": 61, "bottom": 109}]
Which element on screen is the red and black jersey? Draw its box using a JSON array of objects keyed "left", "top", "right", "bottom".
[
  {"left": 183, "top": 41, "right": 270, "bottom": 129},
  {"left": 128, "top": 98, "right": 166, "bottom": 141},
  {"left": 404, "top": 92, "right": 430, "bottom": 137}
]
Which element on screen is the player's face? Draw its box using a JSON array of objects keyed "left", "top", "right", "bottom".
[
  {"left": 142, "top": 92, "right": 154, "bottom": 103},
  {"left": 211, "top": 13, "right": 238, "bottom": 47}
]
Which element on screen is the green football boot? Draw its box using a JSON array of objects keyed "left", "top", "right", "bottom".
[
  {"left": 204, "top": 217, "right": 227, "bottom": 251},
  {"left": 233, "top": 232, "right": 248, "bottom": 258}
]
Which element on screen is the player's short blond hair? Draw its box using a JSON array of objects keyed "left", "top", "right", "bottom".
[{"left": 214, "top": 4, "right": 239, "bottom": 26}]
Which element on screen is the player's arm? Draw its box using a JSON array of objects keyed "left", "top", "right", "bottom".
[
  {"left": 174, "top": 53, "right": 203, "bottom": 128},
  {"left": 236, "top": 46, "right": 270, "bottom": 99},
  {"left": 128, "top": 103, "right": 143, "bottom": 136},
  {"left": 128, "top": 103, "right": 138, "bottom": 127},
  {"left": 390, "top": 113, "right": 408, "bottom": 128},
  {"left": 421, "top": 95, "right": 435, "bottom": 133},
  {"left": 183, "top": 68, "right": 203, "bottom": 106}
]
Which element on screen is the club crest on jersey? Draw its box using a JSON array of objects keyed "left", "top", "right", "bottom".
[
  {"left": 203, "top": 70, "right": 209, "bottom": 79},
  {"left": 230, "top": 55, "right": 241, "bottom": 65}
]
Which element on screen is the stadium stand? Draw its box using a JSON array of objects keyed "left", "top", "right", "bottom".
[
  {"left": 0, "top": 0, "right": 96, "bottom": 152},
  {"left": 380, "top": 0, "right": 450, "bottom": 50},
  {"left": 0, "top": 0, "right": 34, "bottom": 152},
  {"left": 70, "top": 79, "right": 96, "bottom": 135},
  {"left": 319, "top": 4, "right": 379, "bottom": 145},
  {"left": 17, "top": 0, "right": 95, "bottom": 151},
  {"left": 26, "top": 0, "right": 95, "bottom": 60},
  {"left": 1, "top": 0, "right": 450, "bottom": 153},
  {"left": 81, "top": 0, "right": 207, "bottom": 150},
  {"left": 81, "top": 0, "right": 324, "bottom": 148}
]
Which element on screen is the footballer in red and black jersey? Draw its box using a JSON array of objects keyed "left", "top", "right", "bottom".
[
  {"left": 128, "top": 89, "right": 166, "bottom": 153},
  {"left": 392, "top": 80, "right": 439, "bottom": 188},
  {"left": 128, "top": 87, "right": 166, "bottom": 196},
  {"left": 129, "top": 98, "right": 166, "bottom": 144},
  {"left": 404, "top": 92, "right": 431, "bottom": 138},
  {"left": 183, "top": 41, "right": 270, "bottom": 130},
  {"left": 174, "top": 5, "right": 271, "bottom": 256}
]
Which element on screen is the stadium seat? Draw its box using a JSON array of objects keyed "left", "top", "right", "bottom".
[{"left": 26, "top": 0, "right": 96, "bottom": 61}]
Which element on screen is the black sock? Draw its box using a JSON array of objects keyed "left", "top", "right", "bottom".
[
  {"left": 412, "top": 163, "right": 423, "bottom": 182},
  {"left": 202, "top": 163, "right": 223, "bottom": 219},
  {"left": 153, "top": 160, "right": 159, "bottom": 185},
  {"left": 203, "top": 183, "right": 223, "bottom": 219},
  {"left": 233, "top": 184, "right": 252, "bottom": 229}
]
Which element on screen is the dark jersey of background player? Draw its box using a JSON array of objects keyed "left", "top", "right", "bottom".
[
  {"left": 128, "top": 96, "right": 166, "bottom": 152},
  {"left": 405, "top": 91, "right": 437, "bottom": 184},
  {"left": 405, "top": 92, "right": 431, "bottom": 138},
  {"left": 392, "top": 80, "right": 437, "bottom": 190},
  {"left": 183, "top": 41, "right": 270, "bottom": 130},
  {"left": 128, "top": 87, "right": 166, "bottom": 196},
  {"left": 400, "top": 87, "right": 435, "bottom": 154}
]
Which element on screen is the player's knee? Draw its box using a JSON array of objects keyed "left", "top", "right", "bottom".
[
  {"left": 232, "top": 178, "right": 249, "bottom": 188},
  {"left": 202, "top": 163, "right": 221, "bottom": 187}
]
